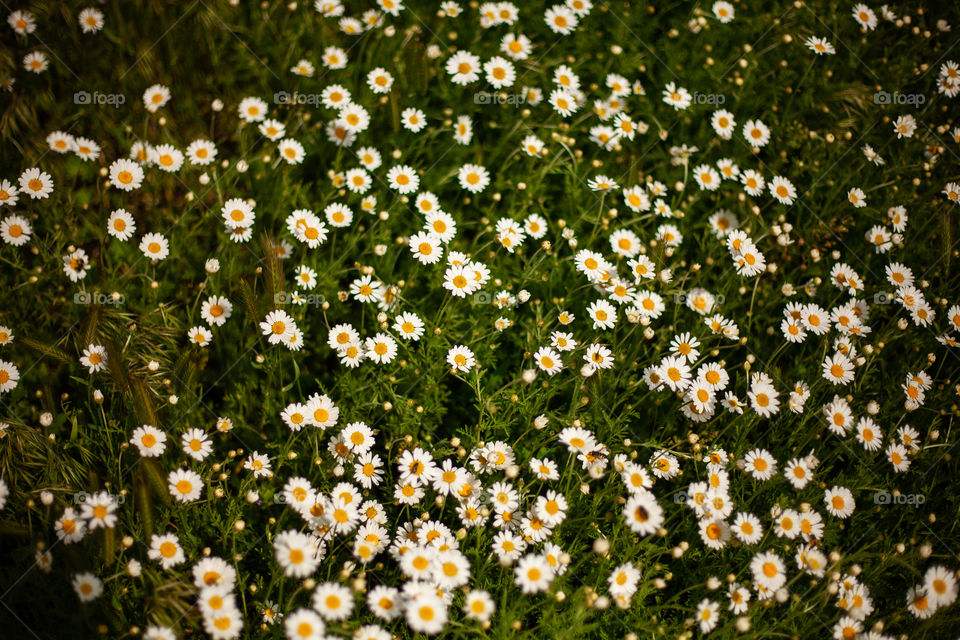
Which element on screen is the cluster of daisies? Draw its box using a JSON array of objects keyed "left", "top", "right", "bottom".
[{"left": 3, "top": 1, "right": 960, "bottom": 640}]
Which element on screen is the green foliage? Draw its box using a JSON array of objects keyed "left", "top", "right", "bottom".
[{"left": 0, "top": 1, "right": 959, "bottom": 639}]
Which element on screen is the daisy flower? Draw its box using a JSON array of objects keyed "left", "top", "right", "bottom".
[
  {"left": 168, "top": 469, "right": 203, "bottom": 503},
  {"left": 623, "top": 490, "right": 664, "bottom": 535},
  {"left": 447, "top": 345, "right": 476, "bottom": 372},
  {"left": 187, "top": 326, "right": 213, "bottom": 347},
  {"left": 259, "top": 118, "right": 286, "bottom": 140},
  {"left": 289, "top": 58, "right": 315, "bottom": 76},
  {"left": 8, "top": 10, "right": 36, "bottom": 35},
  {"left": 143, "top": 84, "right": 171, "bottom": 112},
  {"left": 79, "top": 344, "right": 107, "bottom": 374},
  {"left": 1, "top": 215, "right": 31, "bottom": 246},
  {"left": 79, "top": 491, "right": 118, "bottom": 529},
  {"left": 0, "top": 179, "right": 19, "bottom": 206},
  {"left": 588, "top": 174, "right": 618, "bottom": 192},
  {"left": 533, "top": 346, "right": 563, "bottom": 376},
  {"left": 130, "top": 424, "right": 167, "bottom": 457},
  {"left": 893, "top": 114, "right": 916, "bottom": 138},
  {"left": 186, "top": 139, "right": 217, "bottom": 165},
  {"left": 148, "top": 533, "right": 186, "bottom": 569},
  {"left": 924, "top": 565, "right": 959, "bottom": 608},
  {"left": 784, "top": 457, "right": 813, "bottom": 489},
  {"left": 457, "top": 164, "right": 490, "bottom": 193},
  {"left": 805, "top": 36, "right": 836, "bottom": 54},
  {"left": 140, "top": 232, "right": 170, "bottom": 261},
  {"left": 284, "top": 609, "right": 324, "bottom": 640},
  {"left": 743, "top": 448, "right": 777, "bottom": 480},
  {"left": 824, "top": 486, "right": 855, "bottom": 518},
  {"left": 365, "top": 333, "right": 398, "bottom": 364},
  {"left": 107, "top": 208, "right": 136, "bottom": 241},
  {"left": 548, "top": 89, "right": 579, "bottom": 117},
  {"left": 152, "top": 144, "right": 184, "bottom": 172},
  {"left": 72, "top": 573, "right": 103, "bottom": 602},
  {"left": 769, "top": 175, "right": 797, "bottom": 204},
  {"left": 201, "top": 296, "right": 232, "bottom": 327},
  {"left": 463, "top": 590, "right": 495, "bottom": 622},
  {"left": 238, "top": 96, "right": 268, "bottom": 122},
  {"left": 822, "top": 352, "right": 855, "bottom": 385},
  {"left": 387, "top": 165, "right": 420, "bottom": 194},
  {"left": 73, "top": 137, "right": 100, "bottom": 161},
  {"left": 852, "top": 3, "right": 877, "bottom": 30},
  {"left": 586, "top": 299, "right": 617, "bottom": 330},
  {"left": 742, "top": 119, "right": 771, "bottom": 147},
  {"left": 544, "top": 5, "right": 578, "bottom": 34},
  {"left": 393, "top": 312, "right": 425, "bottom": 341},
  {"left": 18, "top": 168, "right": 53, "bottom": 199},
  {"left": 711, "top": 109, "right": 736, "bottom": 138},
  {"left": 260, "top": 310, "right": 296, "bottom": 345},
  {"left": 244, "top": 451, "right": 272, "bottom": 477},
  {"left": 442, "top": 264, "right": 479, "bottom": 298},
  {"left": 324, "top": 202, "right": 353, "bottom": 228},
  {"left": 446, "top": 51, "right": 481, "bottom": 84},
  {"left": 514, "top": 554, "right": 554, "bottom": 593},
  {"left": 23, "top": 51, "right": 49, "bottom": 73},
  {"left": 749, "top": 381, "right": 780, "bottom": 417},
  {"left": 56, "top": 507, "right": 87, "bottom": 544},
  {"left": 367, "top": 68, "right": 394, "bottom": 94},
  {"left": 751, "top": 551, "right": 787, "bottom": 591},
  {"left": 351, "top": 275, "right": 384, "bottom": 303},
  {"left": 405, "top": 591, "right": 447, "bottom": 635},
  {"left": 274, "top": 530, "right": 322, "bottom": 577},
  {"left": 484, "top": 56, "right": 516, "bottom": 88},
  {"left": 312, "top": 582, "right": 354, "bottom": 621},
  {"left": 712, "top": 1, "right": 734, "bottom": 22},
  {"left": 0, "top": 351, "right": 30, "bottom": 392},
  {"left": 408, "top": 232, "right": 443, "bottom": 265},
  {"left": 696, "top": 599, "right": 720, "bottom": 633},
  {"left": 662, "top": 82, "right": 692, "bottom": 110},
  {"left": 278, "top": 138, "right": 305, "bottom": 164},
  {"left": 182, "top": 428, "right": 213, "bottom": 461},
  {"left": 501, "top": 33, "right": 532, "bottom": 60},
  {"left": 109, "top": 159, "right": 144, "bottom": 191}
]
